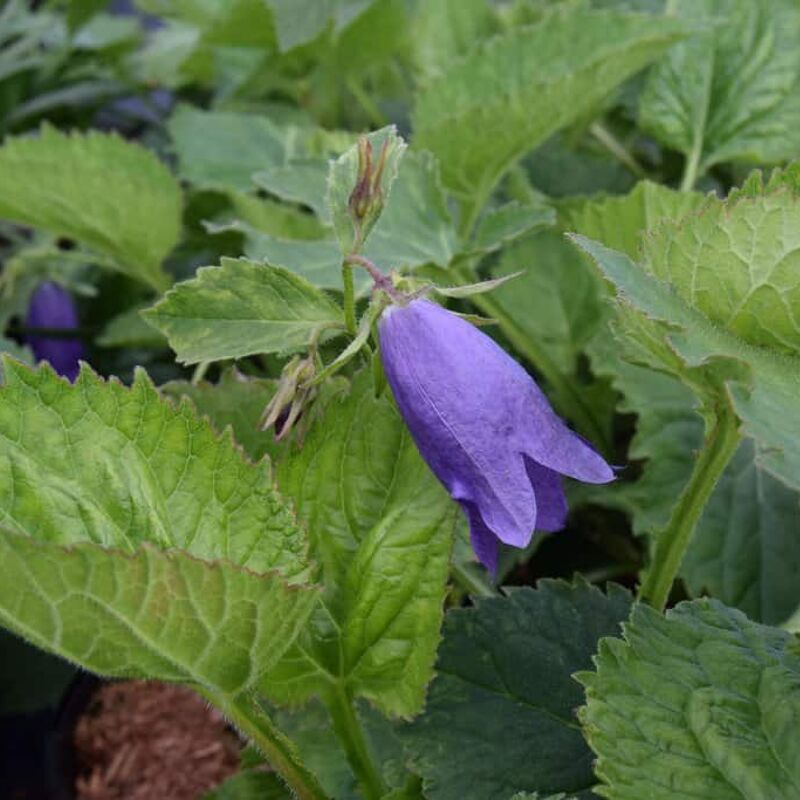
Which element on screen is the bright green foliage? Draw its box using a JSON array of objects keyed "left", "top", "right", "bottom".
[
  {"left": 642, "top": 189, "right": 800, "bottom": 356},
  {"left": 217, "top": 232, "right": 359, "bottom": 292},
  {"left": 565, "top": 180, "right": 704, "bottom": 261},
  {"left": 254, "top": 159, "right": 331, "bottom": 223},
  {"left": 265, "top": 0, "right": 376, "bottom": 51},
  {"left": 683, "top": 438, "right": 800, "bottom": 625},
  {"left": 363, "top": 150, "right": 457, "bottom": 270},
  {"left": 97, "top": 305, "right": 168, "bottom": 349},
  {"left": 203, "top": 771, "right": 290, "bottom": 799},
  {"left": 161, "top": 370, "right": 280, "bottom": 463},
  {"left": 263, "top": 369, "right": 456, "bottom": 717},
  {"left": 471, "top": 201, "right": 555, "bottom": 255},
  {"left": 144, "top": 258, "right": 344, "bottom": 364},
  {"left": 401, "top": 581, "right": 632, "bottom": 800},
  {"left": 327, "top": 125, "right": 405, "bottom": 255},
  {"left": 565, "top": 181, "right": 800, "bottom": 623},
  {"left": 490, "top": 229, "right": 608, "bottom": 372},
  {"left": 413, "top": 8, "right": 687, "bottom": 203},
  {"left": 250, "top": 147, "right": 456, "bottom": 283},
  {"left": 226, "top": 192, "right": 327, "bottom": 241},
  {"left": 411, "top": 0, "right": 498, "bottom": 79},
  {"left": 0, "top": 360, "right": 309, "bottom": 579},
  {"left": 273, "top": 700, "right": 359, "bottom": 797},
  {"left": 639, "top": 0, "right": 800, "bottom": 179},
  {"left": 579, "top": 599, "right": 800, "bottom": 798},
  {"left": 0, "top": 360, "right": 317, "bottom": 695},
  {"left": 0, "top": 126, "right": 180, "bottom": 289},
  {"left": 601, "top": 361, "right": 800, "bottom": 625},
  {"left": 573, "top": 234, "right": 800, "bottom": 491},
  {"left": 168, "top": 105, "right": 295, "bottom": 191}
]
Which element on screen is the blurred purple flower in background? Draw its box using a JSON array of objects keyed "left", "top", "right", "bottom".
[
  {"left": 25, "top": 282, "right": 85, "bottom": 382},
  {"left": 379, "top": 299, "right": 614, "bottom": 575}
]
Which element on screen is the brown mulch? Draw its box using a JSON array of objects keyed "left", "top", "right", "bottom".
[{"left": 73, "top": 681, "right": 242, "bottom": 800}]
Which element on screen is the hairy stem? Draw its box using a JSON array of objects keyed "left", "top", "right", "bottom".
[
  {"left": 203, "top": 691, "right": 329, "bottom": 800},
  {"left": 449, "top": 264, "right": 612, "bottom": 456},
  {"left": 326, "top": 686, "right": 387, "bottom": 800},
  {"left": 342, "top": 260, "right": 357, "bottom": 335},
  {"left": 638, "top": 400, "right": 741, "bottom": 610}
]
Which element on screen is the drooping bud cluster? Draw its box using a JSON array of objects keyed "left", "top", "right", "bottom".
[{"left": 260, "top": 355, "right": 317, "bottom": 441}]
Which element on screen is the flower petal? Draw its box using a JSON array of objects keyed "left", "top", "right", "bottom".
[
  {"left": 25, "top": 282, "right": 84, "bottom": 382},
  {"left": 515, "top": 380, "right": 615, "bottom": 484},
  {"left": 380, "top": 300, "right": 538, "bottom": 545},
  {"left": 524, "top": 459, "right": 568, "bottom": 532},
  {"left": 462, "top": 502, "right": 499, "bottom": 576}
]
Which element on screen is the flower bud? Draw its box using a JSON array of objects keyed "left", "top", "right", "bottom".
[{"left": 25, "top": 282, "right": 84, "bottom": 382}]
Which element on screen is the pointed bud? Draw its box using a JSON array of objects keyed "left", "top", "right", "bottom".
[{"left": 260, "top": 356, "right": 317, "bottom": 439}]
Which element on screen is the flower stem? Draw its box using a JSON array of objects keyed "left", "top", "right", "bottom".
[
  {"left": 449, "top": 263, "right": 612, "bottom": 456},
  {"left": 202, "top": 691, "right": 329, "bottom": 800},
  {"left": 342, "top": 260, "right": 357, "bottom": 335},
  {"left": 680, "top": 137, "right": 703, "bottom": 192},
  {"left": 325, "top": 686, "right": 387, "bottom": 800},
  {"left": 191, "top": 360, "right": 210, "bottom": 385},
  {"left": 638, "top": 400, "right": 741, "bottom": 610}
]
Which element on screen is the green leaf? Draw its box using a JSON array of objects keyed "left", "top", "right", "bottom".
[
  {"left": 411, "top": 0, "right": 498, "bottom": 79},
  {"left": 363, "top": 150, "right": 457, "bottom": 270},
  {"left": 433, "top": 273, "right": 522, "bottom": 300},
  {"left": 639, "top": 0, "right": 800, "bottom": 178},
  {"left": 510, "top": 794, "right": 577, "bottom": 800},
  {"left": 641, "top": 187, "right": 800, "bottom": 357},
  {"left": 599, "top": 360, "right": 800, "bottom": 625},
  {"left": 401, "top": 580, "right": 632, "bottom": 800},
  {"left": 265, "top": 0, "right": 376, "bottom": 50},
  {"left": 203, "top": 770, "right": 290, "bottom": 800},
  {"left": 579, "top": 598, "right": 800, "bottom": 799},
  {"left": 571, "top": 234, "right": 800, "bottom": 491},
  {"left": 0, "top": 361, "right": 317, "bottom": 694},
  {"left": 413, "top": 7, "right": 688, "bottom": 203},
  {"left": 471, "top": 201, "right": 556, "bottom": 255},
  {"left": 683, "top": 437, "right": 800, "bottom": 626},
  {"left": 168, "top": 106, "right": 296, "bottom": 191},
  {"left": 563, "top": 180, "right": 705, "bottom": 261},
  {"left": 0, "top": 126, "right": 180, "bottom": 290},
  {"left": 205, "top": 225, "right": 357, "bottom": 292},
  {"left": 269, "top": 697, "right": 407, "bottom": 799},
  {"left": 143, "top": 258, "right": 344, "bottom": 365},
  {"left": 327, "top": 125, "right": 406, "bottom": 255},
  {"left": 490, "top": 228, "right": 609, "bottom": 372},
  {"left": 263, "top": 368, "right": 456, "bottom": 717},
  {"left": 97, "top": 305, "right": 168, "bottom": 349},
  {"left": 226, "top": 192, "right": 327, "bottom": 241},
  {"left": 161, "top": 369, "right": 281, "bottom": 463},
  {"left": 247, "top": 148, "right": 457, "bottom": 283},
  {"left": 253, "top": 159, "right": 332, "bottom": 223}
]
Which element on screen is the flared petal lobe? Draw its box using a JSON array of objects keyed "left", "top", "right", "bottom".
[
  {"left": 379, "top": 299, "right": 614, "bottom": 571},
  {"left": 25, "top": 282, "right": 84, "bottom": 381}
]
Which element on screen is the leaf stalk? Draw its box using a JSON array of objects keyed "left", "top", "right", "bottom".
[{"left": 638, "top": 398, "right": 742, "bottom": 610}]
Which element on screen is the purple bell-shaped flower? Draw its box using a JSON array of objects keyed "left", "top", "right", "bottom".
[
  {"left": 25, "top": 282, "right": 85, "bottom": 382},
  {"left": 379, "top": 298, "right": 614, "bottom": 574}
]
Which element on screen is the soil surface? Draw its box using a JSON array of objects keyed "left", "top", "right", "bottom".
[{"left": 73, "top": 681, "right": 241, "bottom": 800}]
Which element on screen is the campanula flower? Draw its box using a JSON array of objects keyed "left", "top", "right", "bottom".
[
  {"left": 378, "top": 299, "right": 614, "bottom": 574},
  {"left": 25, "top": 282, "right": 84, "bottom": 382}
]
